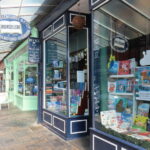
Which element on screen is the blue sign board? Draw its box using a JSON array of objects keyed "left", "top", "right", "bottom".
[
  {"left": 28, "top": 37, "right": 40, "bottom": 63},
  {"left": 0, "top": 15, "right": 31, "bottom": 42}
]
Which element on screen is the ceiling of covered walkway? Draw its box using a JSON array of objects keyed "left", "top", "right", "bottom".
[{"left": 0, "top": 0, "right": 68, "bottom": 61}]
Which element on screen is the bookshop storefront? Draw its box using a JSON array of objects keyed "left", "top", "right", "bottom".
[
  {"left": 4, "top": 27, "right": 38, "bottom": 111},
  {"left": 38, "top": 10, "right": 90, "bottom": 140},
  {"left": 90, "top": 0, "right": 150, "bottom": 150}
]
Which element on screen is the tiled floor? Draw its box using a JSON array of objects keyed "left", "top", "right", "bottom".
[{"left": 0, "top": 104, "right": 90, "bottom": 150}]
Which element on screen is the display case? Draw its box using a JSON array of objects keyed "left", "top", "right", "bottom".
[
  {"left": 90, "top": 0, "right": 150, "bottom": 150},
  {"left": 41, "top": 11, "right": 90, "bottom": 139}
]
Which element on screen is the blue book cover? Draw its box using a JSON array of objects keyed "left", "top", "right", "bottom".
[
  {"left": 116, "top": 79, "right": 127, "bottom": 93},
  {"left": 108, "top": 60, "right": 119, "bottom": 75}
]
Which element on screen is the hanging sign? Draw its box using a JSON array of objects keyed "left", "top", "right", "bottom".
[
  {"left": 28, "top": 37, "right": 40, "bottom": 63},
  {"left": 111, "top": 35, "right": 129, "bottom": 53},
  {"left": 0, "top": 15, "right": 30, "bottom": 42}
]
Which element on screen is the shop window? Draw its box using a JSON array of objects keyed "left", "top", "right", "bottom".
[
  {"left": 69, "top": 27, "right": 89, "bottom": 116},
  {"left": 25, "top": 67, "right": 38, "bottom": 96},
  {"left": 93, "top": 7, "right": 150, "bottom": 147},
  {"left": 44, "top": 28, "right": 67, "bottom": 115}
]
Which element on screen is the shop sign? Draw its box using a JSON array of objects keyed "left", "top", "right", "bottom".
[
  {"left": 0, "top": 15, "right": 30, "bottom": 42},
  {"left": 28, "top": 37, "right": 40, "bottom": 63},
  {"left": 111, "top": 35, "right": 129, "bottom": 53}
]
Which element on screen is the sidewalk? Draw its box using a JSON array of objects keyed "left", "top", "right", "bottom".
[{"left": 0, "top": 105, "right": 90, "bottom": 150}]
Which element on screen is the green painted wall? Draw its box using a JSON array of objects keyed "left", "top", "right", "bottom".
[{"left": 4, "top": 27, "right": 39, "bottom": 111}]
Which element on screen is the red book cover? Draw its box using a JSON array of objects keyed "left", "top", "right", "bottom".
[{"left": 118, "top": 60, "right": 130, "bottom": 75}]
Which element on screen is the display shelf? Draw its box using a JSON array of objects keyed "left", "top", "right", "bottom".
[
  {"left": 110, "top": 93, "right": 134, "bottom": 96},
  {"left": 109, "top": 74, "right": 135, "bottom": 78},
  {"left": 52, "top": 67, "right": 64, "bottom": 69},
  {"left": 136, "top": 97, "right": 150, "bottom": 101},
  {"left": 52, "top": 79, "right": 65, "bottom": 81}
]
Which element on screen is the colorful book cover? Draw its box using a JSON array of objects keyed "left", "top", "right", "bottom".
[
  {"left": 116, "top": 79, "right": 127, "bottom": 93},
  {"left": 134, "top": 115, "right": 149, "bottom": 130},
  {"left": 126, "top": 79, "right": 135, "bottom": 93},
  {"left": 108, "top": 81, "right": 116, "bottom": 93},
  {"left": 108, "top": 60, "right": 119, "bottom": 75},
  {"left": 118, "top": 60, "right": 130, "bottom": 75},
  {"left": 70, "top": 103, "right": 78, "bottom": 115},
  {"left": 137, "top": 103, "right": 150, "bottom": 117},
  {"left": 108, "top": 95, "right": 116, "bottom": 110},
  {"left": 100, "top": 110, "right": 118, "bottom": 128}
]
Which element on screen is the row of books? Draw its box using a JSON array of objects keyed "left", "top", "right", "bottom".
[
  {"left": 108, "top": 58, "right": 136, "bottom": 75},
  {"left": 108, "top": 79, "right": 135, "bottom": 93}
]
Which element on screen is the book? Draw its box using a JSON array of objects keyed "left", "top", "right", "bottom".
[
  {"left": 100, "top": 110, "right": 118, "bottom": 128},
  {"left": 108, "top": 60, "right": 119, "bottom": 75},
  {"left": 130, "top": 58, "right": 136, "bottom": 74},
  {"left": 108, "top": 95, "right": 132, "bottom": 115},
  {"left": 53, "top": 70, "right": 61, "bottom": 79},
  {"left": 134, "top": 115, "right": 149, "bottom": 130},
  {"left": 52, "top": 60, "right": 59, "bottom": 67},
  {"left": 108, "top": 82, "right": 116, "bottom": 93},
  {"left": 126, "top": 79, "right": 135, "bottom": 93},
  {"left": 116, "top": 79, "right": 127, "bottom": 93},
  {"left": 118, "top": 60, "right": 130, "bottom": 75},
  {"left": 137, "top": 103, "right": 150, "bottom": 117}
]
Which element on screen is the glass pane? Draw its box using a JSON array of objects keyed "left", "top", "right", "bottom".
[
  {"left": 1, "top": 0, "right": 21, "bottom": 7},
  {"left": 20, "top": 7, "right": 39, "bottom": 15},
  {"left": 1, "top": 8, "right": 19, "bottom": 15},
  {"left": 20, "top": 16, "right": 36, "bottom": 22},
  {"left": 101, "top": 0, "right": 150, "bottom": 35},
  {"left": 45, "top": 28, "right": 67, "bottom": 116},
  {"left": 18, "top": 61, "right": 24, "bottom": 95},
  {"left": 122, "top": 0, "right": 150, "bottom": 18},
  {"left": 22, "top": 0, "right": 45, "bottom": 5},
  {"left": 25, "top": 67, "right": 38, "bottom": 96},
  {"left": 69, "top": 27, "right": 89, "bottom": 116},
  {"left": 93, "top": 8, "right": 150, "bottom": 148}
]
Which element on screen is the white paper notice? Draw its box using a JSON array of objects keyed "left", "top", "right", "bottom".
[{"left": 77, "top": 71, "right": 84, "bottom": 83}]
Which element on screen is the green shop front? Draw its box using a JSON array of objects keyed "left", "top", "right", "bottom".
[{"left": 4, "top": 27, "right": 38, "bottom": 111}]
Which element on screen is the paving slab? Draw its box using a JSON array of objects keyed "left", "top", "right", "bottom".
[{"left": 0, "top": 104, "right": 90, "bottom": 150}]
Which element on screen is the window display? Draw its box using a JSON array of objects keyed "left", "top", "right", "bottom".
[
  {"left": 44, "top": 26, "right": 89, "bottom": 117},
  {"left": 18, "top": 71, "right": 24, "bottom": 95},
  {"left": 25, "top": 67, "right": 38, "bottom": 96},
  {"left": 69, "top": 27, "right": 89, "bottom": 116},
  {"left": 17, "top": 60, "right": 38, "bottom": 96},
  {"left": 44, "top": 28, "right": 67, "bottom": 115},
  {"left": 93, "top": 5, "right": 150, "bottom": 148}
]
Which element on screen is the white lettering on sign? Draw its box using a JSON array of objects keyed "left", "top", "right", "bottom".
[
  {"left": 0, "top": 21, "right": 22, "bottom": 34},
  {"left": 114, "top": 37, "right": 125, "bottom": 49}
]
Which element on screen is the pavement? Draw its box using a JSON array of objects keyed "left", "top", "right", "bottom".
[{"left": 0, "top": 104, "right": 90, "bottom": 150}]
